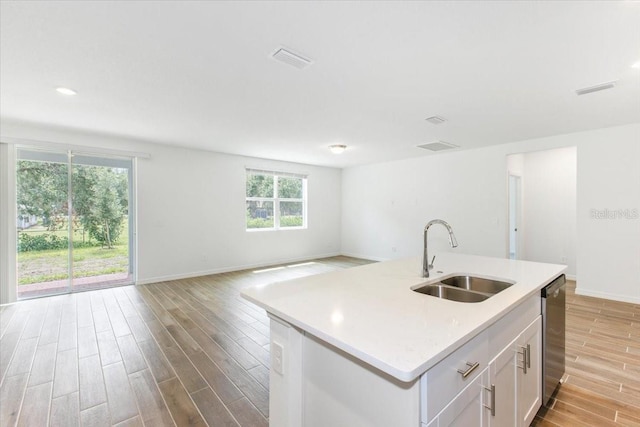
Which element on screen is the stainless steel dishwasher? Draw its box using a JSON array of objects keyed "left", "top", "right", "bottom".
[{"left": 541, "top": 274, "right": 566, "bottom": 406}]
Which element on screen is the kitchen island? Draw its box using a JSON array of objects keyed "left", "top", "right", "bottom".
[{"left": 241, "top": 253, "right": 566, "bottom": 427}]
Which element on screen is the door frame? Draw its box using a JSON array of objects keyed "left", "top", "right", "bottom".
[{"left": 508, "top": 173, "right": 523, "bottom": 260}]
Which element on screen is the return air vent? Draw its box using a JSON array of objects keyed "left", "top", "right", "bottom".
[
  {"left": 425, "top": 116, "right": 447, "bottom": 125},
  {"left": 272, "top": 47, "right": 313, "bottom": 69},
  {"left": 417, "top": 141, "right": 459, "bottom": 152},
  {"left": 575, "top": 81, "right": 617, "bottom": 96}
]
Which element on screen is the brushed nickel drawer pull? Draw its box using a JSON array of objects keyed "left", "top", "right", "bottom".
[
  {"left": 457, "top": 361, "right": 480, "bottom": 378},
  {"left": 483, "top": 384, "right": 496, "bottom": 417},
  {"left": 517, "top": 346, "right": 527, "bottom": 374},
  {"left": 526, "top": 344, "right": 531, "bottom": 369}
]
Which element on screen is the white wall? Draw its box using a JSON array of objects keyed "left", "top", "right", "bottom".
[
  {"left": 577, "top": 131, "right": 640, "bottom": 303},
  {"left": 520, "top": 147, "right": 577, "bottom": 276},
  {"left": 134, "top": 143, "right": 342, "bottom": 283},
  {"left": 342, "top": 123, "right": 640, "bottom": 303},
  {"left": 0, "top": 121, "right": 342, "bottom": 302},
  {"left": 341, "top": 146, "right": 509, "bottom": 262}
]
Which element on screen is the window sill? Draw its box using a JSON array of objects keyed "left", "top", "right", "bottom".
[{"left": 246, "top": 226, "right": 307, "bottom": 232}]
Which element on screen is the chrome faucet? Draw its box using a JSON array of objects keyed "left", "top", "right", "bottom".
[{"left": 423, "top": 219, "right": 458, "bottom": 277}]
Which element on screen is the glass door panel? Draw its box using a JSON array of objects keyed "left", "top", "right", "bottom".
[
  {"left": 71, "top": 155, "right": 132, "bottom": 290},
  {"left": 16, "top": 150, "right": 71, "bottom": 299}
]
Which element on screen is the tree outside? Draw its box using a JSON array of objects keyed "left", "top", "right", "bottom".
[
  {"left": 17, "top": 160, "right": 130, "bottom": 286},
  {"left": 246, "top": 173, "right": 305, "bottom": 229}
]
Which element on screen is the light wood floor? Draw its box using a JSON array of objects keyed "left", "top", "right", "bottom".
[
  {"left": 1, "top": 261, "right": 639, "bottom": 426},
  {"left": 0, "top": 256, "right": 373, "bottom": 427},
  {"left": 532, "top": 280, "right": 640, "bottom": 427}
]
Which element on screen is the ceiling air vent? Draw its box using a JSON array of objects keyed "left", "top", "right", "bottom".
[
  {"left": 575, "top": 81, "right": 617, "bottom": 96},
  {"left": 417, "top": 141, "right": 459, "bottom": 152},
  {"left": 425, "top": 116, "right": 447, "bottom": 125},
  {"left": 272, "top": 47, "right": 313, "bottom": 70}
]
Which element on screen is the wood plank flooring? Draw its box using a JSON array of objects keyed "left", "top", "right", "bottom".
[
  {"left": 0, "top": 256, "right": 372, "bottom": 427},
  {"left": 2, "top": 261, "right": 639, "bottom": 426},
  {"left": 531, "top": 280, "right": 640, "bottom": 427}
]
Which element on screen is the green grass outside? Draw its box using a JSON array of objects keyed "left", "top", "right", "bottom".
[
  {"left": 17, "top": 219, "right": 129, "bottom": 286},
  {"left": 246, "top": 215, "right": 303, "bottom": 229}
]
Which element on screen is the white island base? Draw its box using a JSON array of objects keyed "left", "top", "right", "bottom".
[
  {"left": 269, "top": 293, "right": 542, "bottom": 427},
  {"left": 270, "top": 315, "right": 420, "bottom": 427}
]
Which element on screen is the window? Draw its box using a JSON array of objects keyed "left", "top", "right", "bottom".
[{"left": 246, "top": 168, "right": 307, "bottom": 230}]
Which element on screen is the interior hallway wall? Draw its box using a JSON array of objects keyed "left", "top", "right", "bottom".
[
  {"left": 341, "top": 123, "right": 639, "bottom": 303},
  {"left": 520, "top": 147, "right": 577, "bottom": 276}
]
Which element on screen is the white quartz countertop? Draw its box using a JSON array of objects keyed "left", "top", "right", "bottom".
[{"left": 241, "top": 253, "right": 566, "bottom": 382}]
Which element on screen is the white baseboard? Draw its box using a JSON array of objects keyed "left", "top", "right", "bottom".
[
  {"left": 339, "top": 251, "right": 388, "bottom": 262},
  {"left": 565, "top": 274, "right": 576, "bottom": 281},
  {"left": 575, "top": 288, "right": 640, "bottom": 304},
  {"left": 135, "top": 251, "right": 342, "bottom": 286}
]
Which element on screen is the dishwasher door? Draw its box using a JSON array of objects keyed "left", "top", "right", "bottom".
[{"left": 542, "top": 274, "right": 566, "bottom": 406}]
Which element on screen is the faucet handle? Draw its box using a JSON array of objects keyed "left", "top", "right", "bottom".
[{"left": 429, "top": 255, "right": 436, "bottom": 270}]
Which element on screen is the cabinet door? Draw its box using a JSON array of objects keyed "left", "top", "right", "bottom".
[
  {"left": 487, "top": 338, "right": 517, "bottom": 427},
  {"left": 517, "top": 316, "right": 542, "bottom": 427},
  {"left": 436, "top": 369, "right": 488, "bottom": 427}
]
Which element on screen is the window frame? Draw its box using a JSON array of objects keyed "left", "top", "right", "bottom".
[{"left": 245, "top": 168, "right": 307, "bottom": 231}]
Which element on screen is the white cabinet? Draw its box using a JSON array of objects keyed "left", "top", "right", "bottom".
[
  {"left": 421, "top": 330, "right": 488, "bottom": 423},
  {"left": 487, "top": 316, "right": 542, "bottom": 427},
  {"left": 427, "top": 368, "right": 489, "bottom": 427},
  {"left": 517, "top": 317, "right": 542, "bottom": 427},
  {"left": 425, "top": 295, "right": 543, "bottom": 427},
  {"left": 487, "top": 338, "right": 517, "bottom": 427}
]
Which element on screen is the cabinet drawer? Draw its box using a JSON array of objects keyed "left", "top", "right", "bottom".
[
  {"left": 420, "top": 330, "right": 488, "bottom": 423},
  {"left": 488, "top": 293, "right": 540, "bottom": 353}
]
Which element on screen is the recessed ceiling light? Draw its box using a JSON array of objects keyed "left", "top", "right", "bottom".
[
  {"left": 329, "top": 144, "right": 347, "bottom": 154},
  {"left": 56, "top": 87, "right": 77, "bottom": 96}
]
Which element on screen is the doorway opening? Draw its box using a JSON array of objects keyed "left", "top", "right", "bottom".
[
  {"left": 506, "top": 147, "right": 576, "bottom": 276},
  {"left": 16, "top": 148, "right": 135, "bottom": 299}
]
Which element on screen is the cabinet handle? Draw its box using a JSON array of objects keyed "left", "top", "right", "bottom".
[
  {"left": 517, "top": 346, "right": 527, "bottom": 374},
  {"left": 526, "top": 344, "right": 531, "bottom": 369},
  {"left": 483, "top": 384, "right": 496, "bottom": 417},
  {"left": 457, "top": 361, "right": 479, "bottom": 378}
]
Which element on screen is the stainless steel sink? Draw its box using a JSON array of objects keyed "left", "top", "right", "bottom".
[
  {"left": 413, "top": 284, "right": 489, "bottom": 303},
  {"left": 412, "top": 275, "right": 514, "bottom": 303},
  {"left": 441, "top": 275, "right": 513, "bottom": 294}
]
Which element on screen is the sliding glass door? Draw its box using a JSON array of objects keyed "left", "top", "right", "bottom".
[
  {"left": 16, "top": 149, "right": 134, "bottom": 299},
  {"left": 16, "top": 150, "right": 70, "bottom": 297}
]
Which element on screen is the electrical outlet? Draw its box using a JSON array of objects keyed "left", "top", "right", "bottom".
[{"left": 272, "top": 341, "right": 284, "bottom": 375}]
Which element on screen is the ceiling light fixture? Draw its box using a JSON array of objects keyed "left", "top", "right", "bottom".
[
  {"left": 56, "top": 87, "right": 77, "bottom": 96},
  {"left": 575, "top": 81, "right": 617, "bottom": 96},
  {"left": 329, "top": 144, "right": 347, "bottom": 154}
]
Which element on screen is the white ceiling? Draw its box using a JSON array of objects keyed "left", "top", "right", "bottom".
[{"left": 1, "top": 1, "right": 639, "bottom": 168}]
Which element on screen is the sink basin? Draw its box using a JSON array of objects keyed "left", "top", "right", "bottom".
[
  {"left": 413, "top": 284, "right": 489, "bottom": 303},
  {"left": 413, "top": 275, "right": 514, "bottom": 303},
  {"left": 441, "top": 275, "right": 513, "bottom": 295}
]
